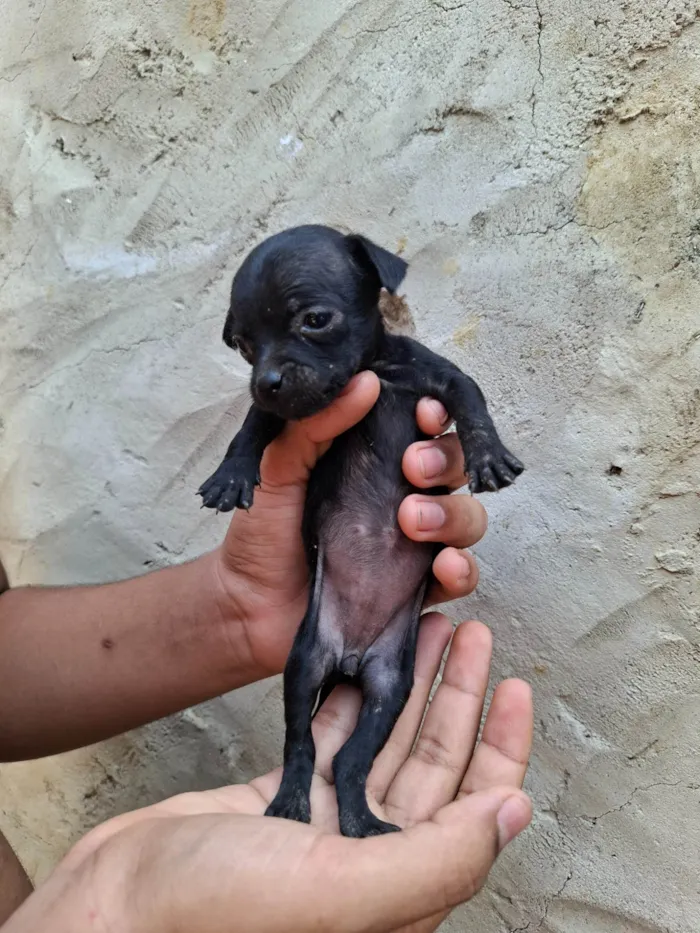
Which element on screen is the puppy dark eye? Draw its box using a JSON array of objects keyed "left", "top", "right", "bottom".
[
  {"left": 231, "top": 337, "right": 254, "bottom": 363},
  {"left": 302, "top": 311, "right": 331, "bottom": 330}
]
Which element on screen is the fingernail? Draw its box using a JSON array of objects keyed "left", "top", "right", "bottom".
[
  {"left": 497, "top": 795, "right": 531, "bottom": 852},
  {"left": 428, "top": 399, "right": 450, "bottom": 426},
  {"left": 417, "top": 500, "right": 445, "bottom": 531},
  {"left": 341, "top": 371, "right": 378, "bottom": 397},
  {"left": 458, "top": 552, "right": 471, "bottom": 581},
  {"left": 418, "top": 446, "right": 448, "bottom": 480}
]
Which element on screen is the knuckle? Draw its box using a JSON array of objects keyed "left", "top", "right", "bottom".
[
  {"left": 440, "top": 856, "right": 486, "bottom": 907},
  {"left": 461, "top": 561, "right": 479, "bottom": 595},
  {"left": 446, "top": 496, "right": 485, "bottom": 540},
  {"left": 413, "top": 732, "right": 463, "bottom": 776},
  {"left": 441, "top": 435, "right": 466, "bottom": 468}
]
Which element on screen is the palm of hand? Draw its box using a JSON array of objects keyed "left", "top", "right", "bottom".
[{"left": 66, "top": 619, "right": 532, "bottom": 933}]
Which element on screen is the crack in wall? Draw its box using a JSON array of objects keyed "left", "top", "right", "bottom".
[
  {"left": 491, "top": 216, "right": 630, "bottom": 239},
  {"left": 429, "top": 0, "right": 470, "bottom": 11},
  {"left": 536, "top": 869, "right": 574, "bottom": 932},
  {"left": 576, "top": 780, "right": 700, "bottom": 823},
  {"left": 530, "top": 0, "right": 544, "bottom": 128},
  {"left": 14, "top": 310, "right": 223, "bottom": 395},
  {"left": 19, "top": 0, "right": 48, "bottom": 58}
]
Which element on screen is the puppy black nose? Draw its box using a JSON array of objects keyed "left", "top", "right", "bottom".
[{"left": 256, "top": 369, "right": 283, "bottom": 395}]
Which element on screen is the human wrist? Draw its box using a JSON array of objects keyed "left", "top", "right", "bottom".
[
  {"left": 207, "top": 547, "right": 275, "bottom": 685},
  {"left": 1, "top": 861, "right": 117, "bottom": 933}
]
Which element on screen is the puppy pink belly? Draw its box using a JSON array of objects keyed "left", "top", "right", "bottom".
[
  {"left": 322, "top": 592, "right": 397, "bottom": 654},
  {"left": 319, "top": 547, "right": 431, "bottom": 656}
]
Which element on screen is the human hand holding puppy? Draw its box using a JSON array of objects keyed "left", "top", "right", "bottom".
[
  {"left": 0, "top": 375, "right": 531, "bottom": 933},
  {"left": 214, "top": 370, "right": 489, "bottom": 680},
  {"left": 0, "top": 373, "right": 491, "bottom": 761}
]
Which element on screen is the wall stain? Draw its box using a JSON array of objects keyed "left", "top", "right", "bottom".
[{"left": 188, "top": 0, "right": 226, "bottom": 43}]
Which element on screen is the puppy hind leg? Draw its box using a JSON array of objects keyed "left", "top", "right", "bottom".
[
  {"left": 265, "top": 632, "right": 333, "bottom": 824},
  {"left": 267, "top": 544, "right": 335, "bottom": 824},
  {"left": 332, "top": 586, "right": 426, "bottom": 838},
  {"left": 332, "top": 660, "right": 412, "bottom": 837}
]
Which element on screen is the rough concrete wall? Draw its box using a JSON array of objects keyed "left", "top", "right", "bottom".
[{"left": 1, "top": 0, "right": 699, "bottom": 929}]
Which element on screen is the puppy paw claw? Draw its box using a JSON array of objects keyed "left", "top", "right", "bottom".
[
  {"left": 464, "top": 439, "right": 525, "bottom": 494},
  {"left": 197, "top": 458, "right": 259, "bottom": 512},
  {"left": 339, "top": 810, "right": 401, "bottom": 838},
  {"left": 265, "top": 790, "right": 312, "bottom": 824}
]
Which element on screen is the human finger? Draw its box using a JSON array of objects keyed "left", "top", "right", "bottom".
[
  {"left": 402, "top": 434, "right": 468, "bottom": 492},
  {"left": 298, "top": 371, "right": 380, "bottom": 446},
  {"left": 316, "top": 787, "right": 532, "bottom": 932},
  {"left": 367, "top": 614, "right": 453, "bottom": 801},
  {"left": 414, "top": 398, "right": 454, "bottom": 436},
  {"left": 383, "top": 622, "right": 492, "bottom": 823},
  {"left": 424, "top": 547, "right": 479, "bottom": 607},
  {"left": 397, "top": 492, "right": 487, "bottom": 548},
  {"left": 459, "top": 679, "right": 533, "bottom": 796},
  {"left": 258, "top": 372, "right": 381, "bottom": 487}
]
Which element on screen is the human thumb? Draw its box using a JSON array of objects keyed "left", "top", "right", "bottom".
[
  {"left": 261, "top": 371, "right": 380, "bottom": 485},
  {"left": 299, "top": 371, "right": 381, "bottom": 446},
  {"left": 324, "top": 787, "right": 532, "bottom": 933}
]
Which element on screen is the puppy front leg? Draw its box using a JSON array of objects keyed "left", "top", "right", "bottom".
[
  {"left": 198, "top": 404, "right": 284, "bottom": 512},
  {"left": 437, "top": 367, "right": 524, "bottom": 493},
  {"left": 377, "top": 339, "right": 524, "bottom": 493}
]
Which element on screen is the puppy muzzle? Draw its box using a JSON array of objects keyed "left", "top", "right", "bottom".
[{"left": 252, "top": 362, "right": 346, "bottom": 420}]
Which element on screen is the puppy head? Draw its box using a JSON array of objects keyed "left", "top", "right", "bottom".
[{"left": 222, "top": 225, "right": 407, "bottom": 420}]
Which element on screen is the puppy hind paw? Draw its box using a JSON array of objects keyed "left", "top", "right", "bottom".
[
  {"left": 265, "top": 788, "right": 312, "bottom": 824},
  {"left": 338, "top": 809, "right": 401, "bottom": 838}
]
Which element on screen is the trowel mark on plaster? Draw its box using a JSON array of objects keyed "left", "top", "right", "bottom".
[
  {"left": 452, "top": 314, "right": 480, "bottom": 348},
  {"left": 575, "top": 79, "right": 700, "bottom": 618},
  {"left": 573, "top": 588, "right": 671, "bottom": 648},
  {"left": 552, "top": 698, "right": 612, "bottom": 753},
  {"left": 577, "top": 63, "right": 700, "bottom": 286},
  {"left": 542, "top": 898, "right": 674, "bottom": 933},
  {"left": 60, "top": 234, "right": 230, "bottom": 280}
]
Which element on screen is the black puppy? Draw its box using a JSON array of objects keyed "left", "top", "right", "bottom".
[{"left": 198, "top": 225, "right": 523, "bottom": 837}]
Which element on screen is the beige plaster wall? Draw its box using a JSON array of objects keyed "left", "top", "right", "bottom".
[{"left": 2, "top": 1, "right": 700, "bottom": 929}]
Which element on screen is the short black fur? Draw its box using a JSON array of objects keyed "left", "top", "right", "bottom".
[{"left": 198, "top": 224, "right": 524, "bottom": 837}]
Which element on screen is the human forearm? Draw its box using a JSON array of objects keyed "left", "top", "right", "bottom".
[
  {"left": 0, "top": 553, "right": 264, "bottom": 761},
  {"left": 0, "top": 830, "right": 32, "bottom": 927}
]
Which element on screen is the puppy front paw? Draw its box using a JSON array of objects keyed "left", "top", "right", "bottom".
[
  {"left": 464, "top": 438, "right": 524, "bottom": 493},
  {"left": 197, "top": 458, "right": 260, "bottom": 512}
]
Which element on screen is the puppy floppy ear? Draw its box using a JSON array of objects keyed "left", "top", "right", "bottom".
[
  {"left": 345, "top": 234, "right": 408, "bottom": 295},
  {"left": 222, "top": 307, "right": 236, "bottom": 348}
]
